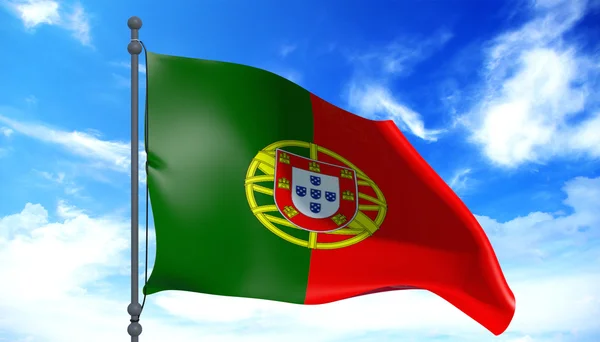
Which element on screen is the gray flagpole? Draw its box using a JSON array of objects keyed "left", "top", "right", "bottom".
[{"left": 127, "top": 16, "right": 143, "bottom": 342}]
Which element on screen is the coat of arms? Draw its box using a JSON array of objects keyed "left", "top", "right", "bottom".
[
  {"left": 273, "top": 149, "right": 359, "bottom": 232},
  {"left": 244, "top": 140, "right": 387, "bottom": 250}
]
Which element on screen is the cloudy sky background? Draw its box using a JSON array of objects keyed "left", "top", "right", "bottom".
[{"left": 0, "top": 0, "right": 599, "bottom": 341}]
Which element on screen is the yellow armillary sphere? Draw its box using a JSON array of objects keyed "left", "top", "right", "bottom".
[{"left": 244, "top": 140, "right": 387, "bottom": 250}]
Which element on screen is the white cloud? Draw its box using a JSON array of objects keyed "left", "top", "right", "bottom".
[
  {"left": 3, "top": 0, "right": 92, "bottom": 46},
  {"left": 279, "top": 44, "right": 297, "bottom": 57},
  {"left": 505, "top": 273, "right": 600, "bottom": 334},
  {"left": 56, "top": 199, "right": 84, "bottom": 218},
  {"left": 0, "top": 203, "right": 129, "bottom": 281},
  {"left": 465, "top": 0, "right": 600, "bottom": 167},
  {"left": 0, "top": 127, "right": 13, "bottom": 137},
  {"left": 0, "top": 176, "right": 599, "bottom": 341},
  {"left": 0, "top": 202, "right": 133, "bottom": 341},
  {"left": 10, "top": 0, "right": 59, "bottom": 28},
  {"left": 0, "top": 115, "right": 147, "bottom": 182},
  {"left": 505, "top": 336, "right": 534, "bottom": 342},
  {"left": 0, "top": 203, "right": 48, "bottom": 240},
  {"left": 348, "top": 83, "right": 444, "bottom": 141},
  {"left": 476, "top": 176, "right": 600, "bottom": 266}
]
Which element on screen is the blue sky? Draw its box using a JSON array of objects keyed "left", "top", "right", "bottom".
[{"left": 0, "top": 0, "right": 599, "bottom": 341}]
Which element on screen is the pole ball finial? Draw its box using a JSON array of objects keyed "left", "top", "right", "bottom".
[
  {"left": 128, "top": 41, "right": 142, "bottom": 55},
  {"left": 128, "top": 16, "right": 142, "bottom": 30},
  {"left": 128, "top": 322, "right": 142, "bottom": 337}
]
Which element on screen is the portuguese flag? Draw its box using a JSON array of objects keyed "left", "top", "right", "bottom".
[{"left": 143, "top": 52, "right": 516, "bottom": 335}]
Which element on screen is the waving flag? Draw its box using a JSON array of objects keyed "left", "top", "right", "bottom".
[{"left": 143, "top": 52, "right": 516, "bottom": 335}]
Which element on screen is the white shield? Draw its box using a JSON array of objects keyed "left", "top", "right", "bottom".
[{"left": 291, "top": 167, "right": 340, "bottom": 218}]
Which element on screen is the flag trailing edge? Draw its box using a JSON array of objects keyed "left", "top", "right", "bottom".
[{"left": 142, "top": 51, "right": 516, "bottom": 335}]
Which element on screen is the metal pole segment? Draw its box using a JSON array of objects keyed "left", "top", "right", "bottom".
[{"left": 127, "top": 15, "right": 143, "bottom": 342}]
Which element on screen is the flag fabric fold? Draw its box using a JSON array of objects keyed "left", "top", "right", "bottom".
[{"left": 143, "top": 51, "right": 515, "bottom": 335}]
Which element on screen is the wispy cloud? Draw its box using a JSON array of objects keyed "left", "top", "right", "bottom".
[
  {"left": 2, "top": 0, "right": 92, "bottom": 46},
  {"left": 464, "top": 0, "right": 600, "bottom": 167},
  {"left": 346, "top": 30, "right": 452, "bottom": 141},
  {"left": 0, "top": 114, "right": 146, "bottom": 182},
  {"left": 448, "top": 168, "right": 472, "bottom": 192},
  {"left": 277, "top": 69, "right": 302, "bottom": 84},
  {"left": 37, "top": 170, "right": 66, "bottom": 183},
  {"left": 112, "top": 73, "right": 130, "bottom": 88},
  {"left": 110, "top": 62, "right": 147, "bottom": 89},
  {"left": 61, "top": 2, "right": 90, "bottom": 46},
  {"left": 384, "top": 30, "right": 453, "bottom": 74},
  {"left": 34, "top": 170, "right": 83, "bottom": 195},
  {"left": 350, "top": 29, "right": 453, "bottom": 78},
  {"left": 0, "top": 127, "right": 13, "bottom": 137},
  {"left": 110, "top": 61, "right": 147, "bottom": 74},
  {"left": 24, "top": 95, "right": 37, "bottom": 105},
  {"left": 262, "top": 65, "right": 303, "bottom": 85},
  {"left": 348, "top": 84, "right": 444, "bottom": 141},
  {"left": 0, "top": 126, "right": 13, "bottom": 158},
  {"left": 279, "top": 44, "right": 297, "bottom": 57}
]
